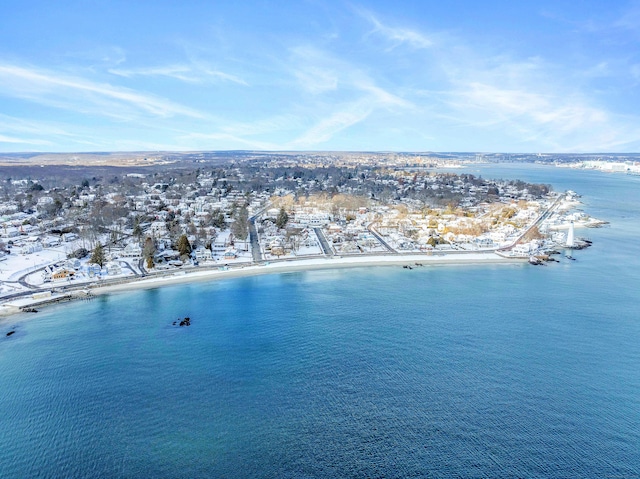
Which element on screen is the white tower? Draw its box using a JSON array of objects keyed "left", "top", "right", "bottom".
[{"left": 566, "top": 221, "right": 575, "bottom": 248}]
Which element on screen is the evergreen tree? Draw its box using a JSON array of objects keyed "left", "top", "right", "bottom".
[
  {"left": 276, "top": 207, "right": 289, "bottom": 229},
  {"left": 132, "top": 219, "right": 142, "bottom": 239},
  {"left": 143, "top": 236, "right": 156, "bottom": 269},
  {"left": 231, "top": 205, "right": 249, "bottom": 246},
  {"left": 90, "top": 243, "right": 106, "bottom": 267},
  {"left": 210, "top": 208, "right": 226, "bottom": 228},
  {"left": 176, "top": 234, "right": 192, "bottom": 257}
]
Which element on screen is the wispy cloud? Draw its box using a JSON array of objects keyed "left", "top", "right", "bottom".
[
  {"left": 0, "top": 134, "right": 51, "bottom": 145},
  {"left": 289, "top": 99, "right": 373, "bottom": 147},
  {"left": 355, "top": 79, "right": 413, "bottom": 109},
  {"left": 452, "top": 82, "right": 606, "bottom": 131},
  {"left": 181, "top": 131, "right": 279, "bottom": 150},
  {"left": 440, "top": 77, "right": 640, "bottom": 152},
  {"left": 286, "top": 45, "right": 414, "bottom": 147},
  {"left": 109, "top": 65, "right": 198, "bottom": 83},
  {"left": 0, "top": 113, "right": 74, "bottom": 137},
  {"left": 294, "top": 66, "right": 338, "bottom": 94},
  {"left": 356, "top": 8, "right": 432, "bottom": 49},
  {"left": 0, "top": 63, "right": 205, "bottom": 120},
  {"left": 109, "top": 62, "right": 248, "bottom": 86}
]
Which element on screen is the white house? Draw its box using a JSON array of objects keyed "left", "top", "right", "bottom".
[
  {"left": 37, "top": 196, "right": 54, "bottom": 207},
  {"left": 193, "top": 246, "right": 213, "bottom": 262},
  {"left": 122, "top": 243, "right": 142, "bottom": 258},
  {"left": 42, "top": 236, "right": 61, "bottom": 247},
  {"left": 1, "top": 226, "right": 20, "bottom": 238},
  {"left": 104, "top": 262, "right": 122, "bottom": 275},
  {"left": 62, "top": 232, "right": 79, "bottom": 242}
]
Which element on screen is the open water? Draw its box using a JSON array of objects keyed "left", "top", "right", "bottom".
[{"left": 1, "top": 164, "right": 639, "bottom": 478}]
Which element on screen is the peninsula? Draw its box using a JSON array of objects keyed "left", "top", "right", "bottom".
[{"left": 0, "top": 151, "right": 606, "bottom": 316}]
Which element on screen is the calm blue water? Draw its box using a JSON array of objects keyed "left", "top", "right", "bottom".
[{"left": 1, "top": 165, "right": 639, "bottom": 478}]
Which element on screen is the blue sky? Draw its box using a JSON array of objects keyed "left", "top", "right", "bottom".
[{"left": 1, "top": 0, "right": 639, "bottom": 153}]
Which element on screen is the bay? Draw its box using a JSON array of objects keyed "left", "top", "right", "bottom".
[{"left": 1, "top": 164, "right": 639, "bottom": 478}]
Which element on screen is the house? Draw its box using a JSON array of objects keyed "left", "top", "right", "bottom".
[
  {"left": 1, "top": 227, "right": 20, "bottom": 239},
  {"left": 16, "top": 242, "right": 43, "bottom": 255},
  {"left": 52, "top": 268, "right": 75, "bottom": 281},
  {"left": 150, "top": 221, "right": 167, "bottom": 236},
  {"left": 223, "top": 248, "right": 238, "bottom": 260},
  {"left": 156, "top": 249, "right": 180, "bottom": 263},
  {"left": 268, "top": 238, "right": 285, "bottom": 257},
  {"left": 42, "top": 236, "right": 62, "bottom": 247},
  {"left": 62, "top": 232, "right": 79, "bottom": 242},
  {"left": 66, "top": 258, "right": 82, "bottom": 270},
  {"left": 512, "top": 243, "right": 532, "bottom": 256},
  {"left": 294, "top": 212, "right": 330, "bottom": 226},
  {"left": 37, "top": 196, "right": 54, "bottom": 207},
  {"left": 85, "top": 263, "right": 102, "bottom": 277},
  {"left": 104, "top": 262, "right": 122, "bottom": 275},
  {"left": 122, "top": 243, "right": 142, "bottom": 258},
  {"left": 211, "top": 237, "right": 228, "bottom": 255},
  {"left": 193, "top": 246, "right": 213, "bottom": 262}
]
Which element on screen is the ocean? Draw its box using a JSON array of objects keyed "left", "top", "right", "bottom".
[{"left": 1, "top": 164, "right": 639, "bottom": 478}]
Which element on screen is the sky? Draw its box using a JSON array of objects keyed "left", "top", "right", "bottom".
[{"left": 1, "top": 0, "right": 640, "bottom": 153}]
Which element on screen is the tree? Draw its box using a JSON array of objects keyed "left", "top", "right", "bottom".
[
  {"left": 132, "top": 220, "right": 142, "bottom": 240},
  {"left": 69, "top": 247, "right": 89, "bottom": 259},
  {"left": 90, "top": 243, "right": 106, "bottom": 267},
  {"left": 210, "top": 208, "right": 226, "bottom": 228},
  {"left": 143, "top": 237, "right": 156, "bottom": 269},
  {"left": 176, "top": 234, "right": 192, "bottom": 257},
  {"left": 276, "top": 207, "right": 289, "bottom": 229},
  {"left": 231, "top": 205, "right": 249, "bottom": 250}
]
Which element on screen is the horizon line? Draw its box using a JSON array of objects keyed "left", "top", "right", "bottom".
[{"left": 1, "top": 150, "right": 639, "bottom": 156}]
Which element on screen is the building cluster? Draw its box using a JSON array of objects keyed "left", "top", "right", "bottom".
[{"left": 0, "top": 154, "right": 562, "bottom": 292}]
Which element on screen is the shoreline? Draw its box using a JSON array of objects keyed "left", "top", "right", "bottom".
[{"left": 1, "top": 252, "right": 525, "bottom": 319}]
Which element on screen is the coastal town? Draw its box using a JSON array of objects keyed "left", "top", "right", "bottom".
[{"left": 0, "top": 152, "right": 607, "bottom": 314}]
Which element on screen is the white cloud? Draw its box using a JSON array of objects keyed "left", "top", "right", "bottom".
[
  {"left": 181, "top": 132, "right": 278, "bottom": 150},
  {"left": 357, "top": 8, "right": 432, "bottom": 49},
  {"left": 109, "top": 65, "right": 198, "bottom": 83},
  {"left": 0, "top": 114, "right": 74, "bottom": 137},
  {"left": 442, "top": 79, "right": 640, "bottom": 152},
  {"left": 109, "top": 63, "right": 248, "bottom": 86},
  {"left": 354, "top": 79, "right": 413, "bottom": 109},
  {"left": 290, "top": 100, "right": 374, "bottom": 147},
  {"left": 0, "top": 63, "right": 205, "bottom": 119},
  {"left": 0, "top": 134, "right": 51, "bottom": 145},
  {"left": 281, "top": 42, "right": 415, "bottom": 146},
  {"left": 294, "top": 66, "right": 339, "bottom": 94}
]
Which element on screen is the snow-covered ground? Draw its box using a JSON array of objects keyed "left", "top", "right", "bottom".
[
  {"left": 0, "top": 238, "right": 144, "bottom": 297},
  {"left": 0, "top": 246, "right": 67, "bottom": 283}
]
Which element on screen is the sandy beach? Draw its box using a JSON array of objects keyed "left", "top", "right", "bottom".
[
  {"left": 0, "top": 252, "right": 525, "bottom": 318},
  {"left": 93, "top": 252, "right": 524, "bottom": 294}
]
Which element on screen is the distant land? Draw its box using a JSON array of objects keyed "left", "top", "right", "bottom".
[{"left": 1, "top": 150, "right": 639, "bottom": 167}]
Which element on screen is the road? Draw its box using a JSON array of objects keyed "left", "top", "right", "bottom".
[
  {"left": 366, "top": 224, "right": 396, "bottom": 253},
  {"left": 249, "top": 218, "right": 263, "bottom": 262},
  {"left": 1, "top": 196, "right": 568, "bottom": 307},
  {"left": 499, "top": 193, "right": 566, "bottom": 251},
  {"left": 313, "top": 227, "right": 334, "bottom": 257}
]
